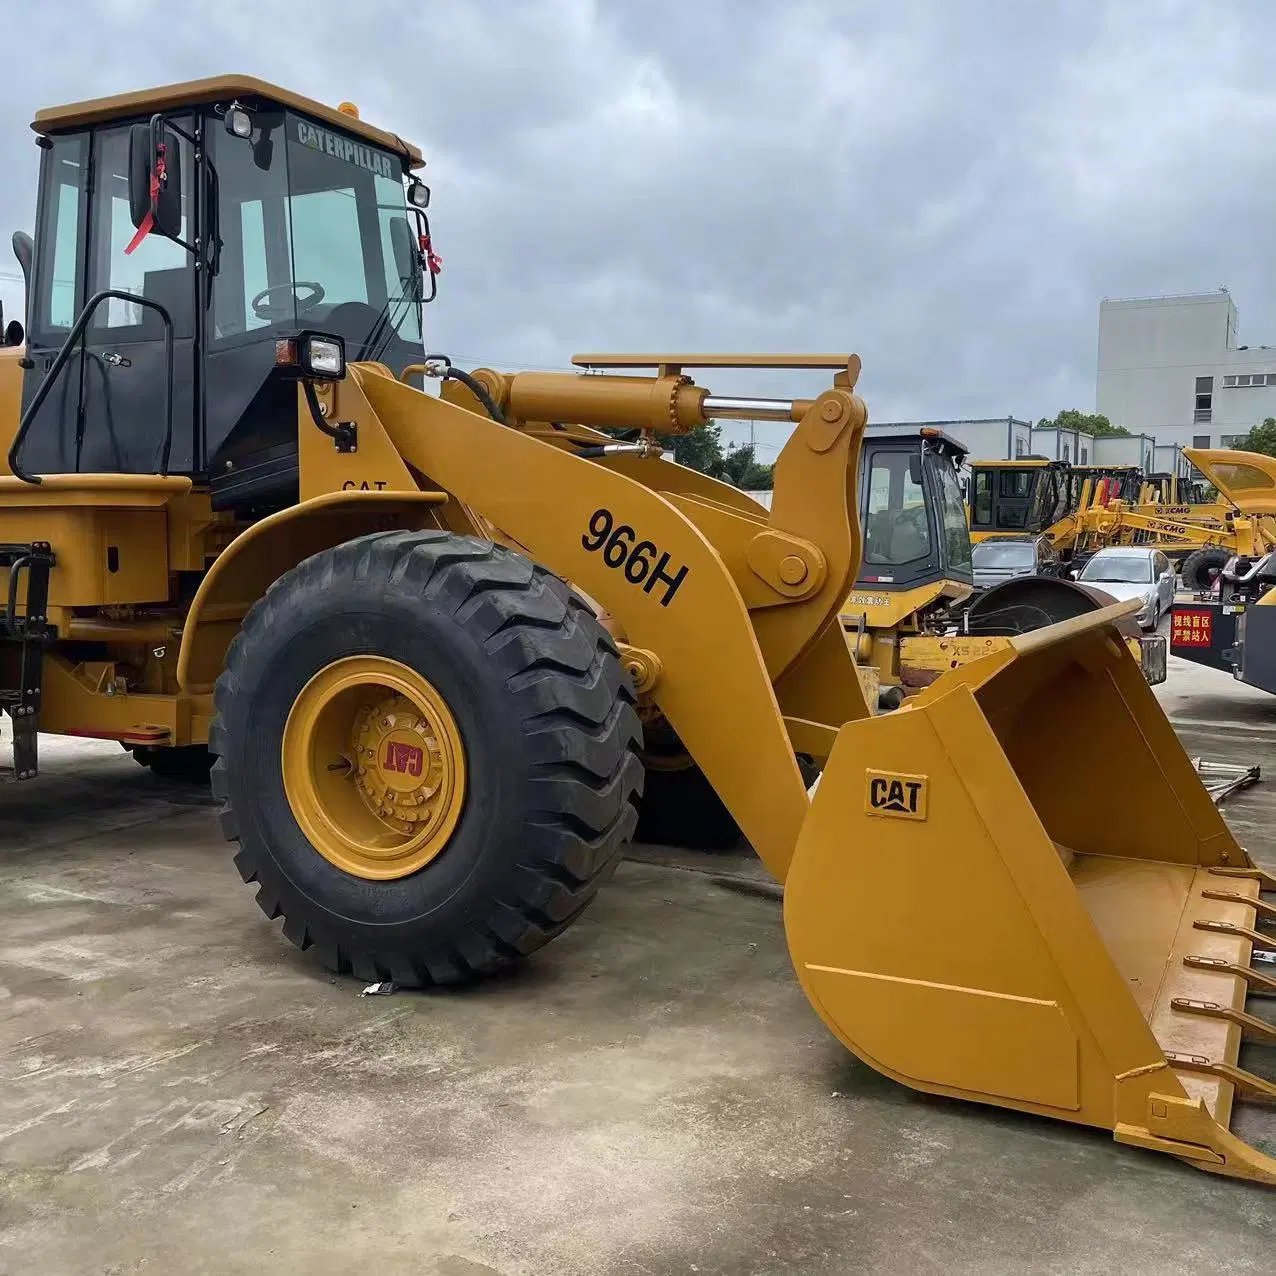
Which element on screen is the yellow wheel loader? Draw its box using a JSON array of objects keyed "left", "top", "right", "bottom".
[
  {"left": 844, "top": 434, "right": 1166, "bottom": 695},
  {"left": 2, "top": 78, "right": 1274, "bottom": 1186}
]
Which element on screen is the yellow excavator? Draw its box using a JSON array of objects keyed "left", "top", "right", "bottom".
[{"left": 2, "top": 77, "right": 1273, "bottom": 1186}]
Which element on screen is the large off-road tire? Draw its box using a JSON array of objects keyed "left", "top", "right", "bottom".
[
  {"left": 634, "top": 717, "right": 819, "bottom": 851},
  {"left": 210, "top": 530, "right": 644, "bottom": 986},
  {"left": 129, "top": 744, "right": 215, "bottom": 782},
  {"left": 636, "top": 763, "right": 742, "bottom": 851},
  {"left": 1181, "top": 546, "right": 1230, "bottom": 593}
]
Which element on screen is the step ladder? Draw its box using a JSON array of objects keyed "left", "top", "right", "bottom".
[{"left": 1, "top": 541, "right": 53, "bottom": 781}]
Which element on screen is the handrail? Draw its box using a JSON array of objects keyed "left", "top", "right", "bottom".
[{"left": 8, "top": 289, "right": 174, "bottom": 485}]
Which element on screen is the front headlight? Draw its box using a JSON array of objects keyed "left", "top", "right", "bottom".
[{"left": 300, "top": 333, "right": 346, "bottom": 380}]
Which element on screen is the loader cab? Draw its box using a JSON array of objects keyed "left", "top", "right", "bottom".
[
  {"left": 10, "top": 77, "right": 429, "bottom": 513},
  {"left": 967, "top": 458, "right": 1068, "bottom": 541},
  {"left": 856, "top": 431, "right": 973, "bottom": 593}
]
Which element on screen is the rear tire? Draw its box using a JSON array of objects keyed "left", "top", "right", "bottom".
[
  {"left": 634, "top": 718, "right": 819, "bottom": 851},
  {"left": 211, "top": 530, "right": 644, "bottom": 986},
  {"left": 1181, "top": 547, "right": 1229, "bottom": 593},
  {"left": 130, "top": 744, "right": 214, "bottom": 782},
  {"left": 636, "top": 763, "right": 743, "bottom": 850}
]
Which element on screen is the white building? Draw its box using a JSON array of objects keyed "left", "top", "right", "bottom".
[
  {"left": 867, "top": 417, "right": 1036, "bottom": 461},
  {"left": 1029, "top": 426, "right": 1094, "bottom": 464},
  {"left": 1097, "top": 290, "right": 1276, "bottom": 452},
  {"left": 1091, "top": 432, "right": 1157, "bottom": 472}
]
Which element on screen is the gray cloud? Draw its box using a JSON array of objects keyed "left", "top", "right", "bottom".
[{"left": 4, "top": 0, "right": 1275, "bottom": 458}]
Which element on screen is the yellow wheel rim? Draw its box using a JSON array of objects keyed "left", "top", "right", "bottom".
[{"left": 281, "top": 656, "right": 467, "bottom": 881}]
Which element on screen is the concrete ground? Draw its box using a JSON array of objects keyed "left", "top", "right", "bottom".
[{"left": 3, "top": 654, "right": 1276, "bottom": 1274}]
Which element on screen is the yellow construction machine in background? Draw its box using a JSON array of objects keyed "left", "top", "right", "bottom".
[
  {"left": 2, "top": 76, "right": 1274, "bottom": 1187},
  {"left": 844, "top": 434, "right": 1165, "bottom": 697}
]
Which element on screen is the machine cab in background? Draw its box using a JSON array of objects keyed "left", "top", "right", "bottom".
[
  {"left": 856, "top": 430, "right": 973, "bottom": 597},
  {"left": 966, "top": 458, "right": 1068, "bottom": 541},
  {"left": 10, "top": 77, "right": 431, "bottom": 514}
]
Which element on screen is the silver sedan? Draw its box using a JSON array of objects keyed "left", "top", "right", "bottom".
[{"left": 1075, "top": 547, "right": 1177, "bottom": 630}]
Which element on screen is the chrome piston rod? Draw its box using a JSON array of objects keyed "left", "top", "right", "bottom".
[{"left": 701, "top": 395, "right": 800, "bottom": 422}]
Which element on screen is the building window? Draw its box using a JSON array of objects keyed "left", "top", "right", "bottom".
[
  {"left": 1224, "top": 375, "right": 1237, "bottom": 387},
  {"left": 1062, "top": 443, "right": 1070, "bottom": 462},
  {"left": 1194, "top": 375, "right": 1213, "bottom": 423},
  {"left": 1221, "top": 434, "right": 1249, "bottom": 448},
  {"left": 1080, "top": 447, "right": 1088, "bottom": 463},
  {"left": 1193, "top": 434, "right": 1212, "bottom": 449},
  {"left": 1015, "top": 437, "right": 1025, "bottom": 457}
]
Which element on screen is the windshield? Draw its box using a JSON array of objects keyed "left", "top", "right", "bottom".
[
  {"left": 212, "top": 108, "right": 422, "bottom": 368},
  {"left": 863, "top": 448, "right": 932, "bottom": 566},
  {"left": 930, "top": 452, "right": 972, "bottom": 575},
  {"left": 972, "top": 542, "right": 1034, "bottom": 570},
  {"left": 1026, "top": 469, "right": 1065, "bottom": 527},
  {"left": 1080, "top": 555, "right": 1152, "bottom": 584}
]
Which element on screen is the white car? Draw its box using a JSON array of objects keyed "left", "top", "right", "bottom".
[{"left": 1075, "top": 547, "right": 1176, "bottom": 631}]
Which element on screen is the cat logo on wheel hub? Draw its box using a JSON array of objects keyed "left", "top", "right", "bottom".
[
  {"left": 282, "top": 656, "right": 467, "bottom": 880},
  {"left": 865, "top": 769, "right": 928, "bottom": 820}
]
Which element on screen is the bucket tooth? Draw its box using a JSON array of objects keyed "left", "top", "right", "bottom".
[
  {"left": 1208, "top": 865, "right": 1276, "bottom": 892},
  {"left": 1171, "top": 997, "right": 1276, "bottom": 1046},
  {"left": 1194, "top": 918, "right": 1276, "bottom": 951},
  {"left": 1165, "top": 1053, "right": 1276, "bottom": 1105},
  {"left": 1184, "top": 953, "right": 1276, "bottom": 997},
  {"left": 1202, "top": 889, "right": 1276, "bottom": 925}
]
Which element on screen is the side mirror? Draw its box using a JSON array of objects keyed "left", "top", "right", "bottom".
[
  {"left": 128, "top": 119, "right": 183, "bottom": 242},
  {"left": 1068, "top": 569, "right": 1079, "bottom": 580},
  {"left": 389, "top": 215, "right": 423, "bottom": 303},
  {"left": 3, "top": 318, "right": 23, "bottom": 348}
]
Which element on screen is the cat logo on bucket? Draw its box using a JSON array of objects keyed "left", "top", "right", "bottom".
[{"left": 865, "top": 769, "right": 928, "bottom": 820}]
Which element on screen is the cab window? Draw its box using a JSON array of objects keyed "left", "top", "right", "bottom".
[
  {"left": 88, "top": 122, "right": 195, "bottom": 338},
  {"left": 31, "top": 134, "right": 88, "bottom": 337},
  {"left": 210, "top": 109, "right": 422, "bottom": 358},
  {"left": 971, "top": 470, "right": 993, "bottom": 527},
  {"left": 931, "top": 454, "right": 972, "bottom": 575},
  {"left": 864, "top": 450, "right": 932, "bottom": 565}
]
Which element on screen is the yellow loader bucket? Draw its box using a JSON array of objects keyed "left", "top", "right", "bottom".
[{"left": 785, "top": 601, "right": 1276, "bottom": 1184}]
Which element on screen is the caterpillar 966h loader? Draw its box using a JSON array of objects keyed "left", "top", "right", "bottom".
[{"left": 2, "top": 77, "right": 1274, "bottom": 1186}]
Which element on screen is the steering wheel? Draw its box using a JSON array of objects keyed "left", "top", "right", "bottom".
[{"left": 251, "top": 281, "right": 326, "bottom": 322}]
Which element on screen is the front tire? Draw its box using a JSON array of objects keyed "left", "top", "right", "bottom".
[{"left": 211, "top": 530, "right": 644, "bottom": 986}]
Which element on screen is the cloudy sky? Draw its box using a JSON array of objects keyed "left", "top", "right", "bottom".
[{"left": 3, "top": 0, "right": 1275, "bottom": 457}]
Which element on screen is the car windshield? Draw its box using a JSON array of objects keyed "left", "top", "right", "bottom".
[
  {"left": 1080, "top": 556, "right": 1152, "bottom": 584},
  {"left": 972, "top": 542, "right": 1035, "bottom": 569}
]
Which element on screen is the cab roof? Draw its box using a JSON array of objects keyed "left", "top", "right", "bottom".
[
  {"left": 867, "top": 428, "right": 968, "bottom": 458},
  {"left": 969, "top": 457, "right": 1063, "bottom": 469},
  {"left": 31, "top": 74, "right": 425, "bottom": 170}
]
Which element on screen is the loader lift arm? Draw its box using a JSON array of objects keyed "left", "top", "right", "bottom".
[{"left": 277, "top": 356, "right": 874, "bottom": 882}]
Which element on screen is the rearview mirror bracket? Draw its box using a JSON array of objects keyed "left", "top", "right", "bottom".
[{"left": 127, "top": 114, "right": 198, "bottom": 257}]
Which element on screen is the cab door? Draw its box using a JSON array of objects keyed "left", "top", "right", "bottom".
[
  {"left": 17, "top": 132, "right": 89, "bottom": 474},
  {"left": 75, "top": 120, "right": 199, "bottom": 474}
]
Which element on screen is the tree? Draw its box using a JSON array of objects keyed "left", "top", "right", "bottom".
[
  {"left": 667, "top": 421, "right": 775, "bottom": 490},
  {"left": 719, "top": 442, "right": 774, "bottom": 490},
  {"left": 1237, "top": 417, "right": 1276, "bottom": 457},
  {"left": 669, "top": 420, "right": 726, "bottom": 474},
  {"left": 1035, "top": 408, "right": 1130, "bottom": 439}
]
